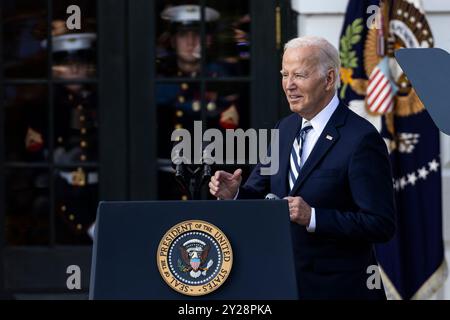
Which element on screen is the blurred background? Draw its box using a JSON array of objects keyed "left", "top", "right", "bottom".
[{"left": 0, "top": 0, "right": 449, "bottom": 300}]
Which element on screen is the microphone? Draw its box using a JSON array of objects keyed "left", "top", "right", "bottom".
[
  {"left": 201, "top": 145, "right": 213, "bottom": 184},
  {"left": 265, "top": 193, "right": 280, "bottom": 200}
]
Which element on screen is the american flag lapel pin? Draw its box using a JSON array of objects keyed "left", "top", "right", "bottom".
[{"left": 326, "top": 134, "right": 333, "bottom": 141}]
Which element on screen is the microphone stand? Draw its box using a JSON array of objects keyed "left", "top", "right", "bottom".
[{"left": 174, "top": 162, "right": 212, "bottom": 200}]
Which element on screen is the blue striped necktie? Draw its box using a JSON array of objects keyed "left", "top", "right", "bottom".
[{"left": 289, "top": 121, "right": 313, "bottom": 190}]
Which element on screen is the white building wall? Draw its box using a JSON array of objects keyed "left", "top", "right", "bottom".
[{"left": 291, "top": 0, "right": 450, "bottom": 299}]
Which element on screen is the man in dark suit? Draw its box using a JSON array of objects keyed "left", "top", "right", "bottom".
[{"left": 209, "top": 36, "right": 396, "bottom": 299}]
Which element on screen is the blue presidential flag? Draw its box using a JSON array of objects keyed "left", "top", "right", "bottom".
[
  {"left": 339, "top": 0, "right": 447, "bottom": 299},
  {"left": 339, "top": 0, "right": 379, "bottom": 105}
]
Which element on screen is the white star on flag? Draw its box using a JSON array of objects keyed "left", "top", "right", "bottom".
[
  {"left": 428, "top": 159, "right": 439, "bottom": 172},
  {"left": 400, "top": 177, "right": 407, "bottom": 189},
  {"left": 417, "top": 166, "right": 429, "bottom": 180},
  {"left": 393, "top": 179, "right": 399, "bottom": 191},
  {"left": 407, "top": 173, "right": 418, "bottom": 186}
]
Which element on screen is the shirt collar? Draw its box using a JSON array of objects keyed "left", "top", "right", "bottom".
[{"left": 302, "top": 94, "right": 340, "bottom": 134}]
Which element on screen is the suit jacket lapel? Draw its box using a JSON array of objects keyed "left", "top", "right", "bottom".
[{"left": 289, "top": 103, "right": 348, "bottom": 196}]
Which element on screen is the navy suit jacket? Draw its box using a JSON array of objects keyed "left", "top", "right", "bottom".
[{"left": 237, "top": 102, "right": 396, "bottom": 299}]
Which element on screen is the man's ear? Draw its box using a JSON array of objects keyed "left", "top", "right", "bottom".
[{"left": 326, "top": 68, "right": 336, "bottom": 91}]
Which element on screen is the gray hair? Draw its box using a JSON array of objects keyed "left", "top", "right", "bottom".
[{"left": 284, "top": 36, "right": 341, "bottom": 91}]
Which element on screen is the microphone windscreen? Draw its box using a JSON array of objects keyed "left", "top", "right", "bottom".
[{"left": 265, "top": 193, "right": 280, "bottom": 200}]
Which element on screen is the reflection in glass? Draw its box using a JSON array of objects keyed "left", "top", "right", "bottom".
[
  {"left": 156, "top": 81, "right": 202, "bottom": 200},
  {"left": 204, "top": 82, "right": 250, "bottom": 182},
  {"left": 156, "top": 82, "right": 202, "bottom": 159},
  {"left": 5, "top": 168, "right": 50, "bottom": 245},
  {"left": 2, "top": 0, "right": 48, "bottom": 78},
  {"left": 205, "top": 82, "right": 249, "bottom": 131},
  {"left": 50, "top": 32, "right": 97, "bottom": 79},
  {"left": 54, "top": 167, "right": 98, "bottom": 244},
  {"left": 156, "top": 1, "right": 250, "bottom": 78},
  {"left": 53, "top": 84, "right": 98, "bottom": 164},
  {"left": 4, "top": 85, "right": 48, "bottom": 162},
  {"left": 50, "top": 0, "right": 97, "bottom": 79},
  {"left": 206, "top": 0, "right": 250, "bottom": 76},
  {"left": 156, "top": 1, "right": 231, "bottom": 78},
  {"left": 156, "top": 1, "right": 201, "bottom": 78}
]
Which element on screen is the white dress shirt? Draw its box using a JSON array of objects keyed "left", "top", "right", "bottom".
[{"left": 303, "top": 94, "right": 340, "bottom": 232}]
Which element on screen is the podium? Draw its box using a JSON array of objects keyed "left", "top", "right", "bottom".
[{"left": 89, "top": 200, "right": 298, "bottom": 299}]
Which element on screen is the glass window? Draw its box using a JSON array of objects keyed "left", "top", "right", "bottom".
[
  {"left": 156, "top": 0, "right": 202, "bottom": 78},
  {"left": 4, "top": 85, "right": 48, "bottom": 162},
  {"left": 53, "top": 84, "right": 98, "bottom": 164},
  {"left": 206, "top": 0, "right": 250, "bottom": 77},
  {"left": 2, "top": 0, "right": 48, "bottom": 78},
  {"left": 154, "top": 1, "right": 251, "bottom": 200},
  {"left": 205, "top": 82, "right": 249, "bottom": 130},
  {"left": 51, "top": 0, "right": 97, "bottom": 80},
  {"left": 2, "top": 0, "right": 99, "bottom": 246},
  {"left": 54, "top": 167, "right": 98, "bottom": 244},
  {"left": 5, "top": 168, "right": 50, "bottom": 245}
]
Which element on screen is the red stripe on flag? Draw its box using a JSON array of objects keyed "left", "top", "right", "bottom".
[
  {"left": 369, "top": 68, "right": 381, "bottom": 84},
  {"left": 372, "top": 87, "right": 392, "bottom": 113},
  {"left": 378, "top": 96, "right": 394, "bottom": 113},
  {"left": 368, "top": 73, "right": 386, "bottom": 98},
  {"left": 368, "top": 78, "right": 389, "bottom": 106},
  {"left": 368, "top": 69, "right": 383, "bottom": 92}
]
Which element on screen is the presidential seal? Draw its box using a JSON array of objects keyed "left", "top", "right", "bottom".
[{"left": 156, "top": 220, "right": 233, "bottom": 296}]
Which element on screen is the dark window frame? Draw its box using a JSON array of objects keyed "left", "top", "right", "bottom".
[
  {"left": 0, "top": 0, "right": 127, "bottom": 295},
  {"left": 0, "top": 0, "right": 5, "bottom": 295}
]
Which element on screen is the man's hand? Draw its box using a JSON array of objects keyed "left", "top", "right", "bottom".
[
  {"left": 285, "top": 196, "right": 311, "bottom": 226},
  {"left": 209, "top": 169, "right": 242, "bottom": 200}
]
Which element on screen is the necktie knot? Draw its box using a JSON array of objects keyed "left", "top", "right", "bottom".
[{"left": 298, "top": 122, "right": 313, "bottom": 142}]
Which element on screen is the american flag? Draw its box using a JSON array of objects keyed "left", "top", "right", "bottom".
[{"left": 367, "top": 57, "right": 397, "bottom": 114}]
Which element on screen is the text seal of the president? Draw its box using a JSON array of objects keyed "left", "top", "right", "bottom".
[{"left": 157, "top": 220, "right": 233, "bottom": 296}]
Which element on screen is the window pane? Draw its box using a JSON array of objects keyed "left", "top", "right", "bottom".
[
  {"left": 156, "top": 81, "right": 201, "bottom": 159},
  {"left": 51, "top": 0, "right": 97, "bottom": 80},
  {"left": 5, "top": 168, "right": 50, "bottom": 245},
  {"left": 53, "top": 84, "right": 98, "bottom": 164},
  {"left": 205, "top": 82, "right": 250, "bottom": 200},
  {"left": 4, "top": 85, "right": 49, "bottom": 162},
  {"left": 156, "top": 81, "right": 202, "bottom": 200},
  {"left": 2, "top": 0, "right": 48, "bottom": 78},
  {"left": 156, "top": 1, "right": 205, "bottom": 78},
  {"left": 206, "top": 0, "right": 250, "bottom": 76},
  {"left": 54, "top": 167, "right": 98, "bottom": 244},
  {"left": 205, "top": 82, "right": 249, "bottom": 130}
]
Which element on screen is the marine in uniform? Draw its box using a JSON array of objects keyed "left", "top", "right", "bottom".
[
  {"left": 44, "top": 24, "right": 99, "bottom": 244},
  {"left": 156, "top": 5, "right": 241, "bottom": 199}
]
